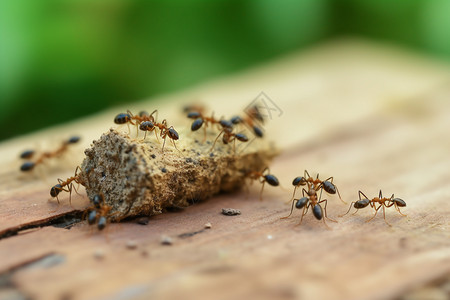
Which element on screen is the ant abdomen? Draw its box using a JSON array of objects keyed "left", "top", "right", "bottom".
[
  {"left": 354, "top": 199, "right": 370, "bottom": 209},
  {"left": 168, "top": 128, "right": 179, "bottom": 140},
  {"left": 20, "top": 150, "right": 35, "bottom": 159},
  {"left": 67, "top": 136, "right": 81, "bottom": 144},
  {"left": 97, "top": 216, "right": 107, "bottom": 230},
  {"left": 50, "top": 184, "right": 62, "bottom": 197},
  {"left": 88, "top": 210, "right": 97, "bottom": 225},
  {"left": 253, "top": 126, "right": 264, "bottom": 138},
  {"left": 322, "top": 181, "right": 337, "bottom": 194},
  {"left": 20, "top": 161, "right": 35, "bottom": 172},
  {"left": 392, "top": 198, "right": 406, "bottom": 207},
  {"left": 230, "top": 116, "right": 242, "bottom": 124},
  {"left": 313, "top": 204, "right": 323, "bottom": 220},
  {"left": 264, "top": 174, "right": 279, "bottom": 186},
  {"left": 114, "top": 113, "right": 132, "bottom": 124},
  {"left": 235, "top": 133, "right": 249, "bottom": 142},
  {"left": 219, "top": 120, "right": 233, "bottom": 129},
  {"left": 187, "top": 112, "right": 201, "bottom": 119},
  {"left": 191, "top": 118, "right": 204, "bottom": 131},
  {"left": 295, "top": 197, "right": 309, "bottom": 209},
  {"left": 292, "top": 176, "right": 306, "bottom": 186}
]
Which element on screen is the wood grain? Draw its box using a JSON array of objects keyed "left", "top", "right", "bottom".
[{"left": 0, "top": 39, "right": 449, "bottom": 300}]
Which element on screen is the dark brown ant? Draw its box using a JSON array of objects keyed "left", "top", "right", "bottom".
[
  {"left": 210, "top": 127, "right": 248, "bottom": 154},
  {"left": 282, "top": 182, "right": 337, "bottom": 228},
  {"left": 20, "top": 136, "right": 81, "bottom": 172},
  {"left": 114, "top": 110, "right": 158, "bottom": 134},
  {"left": 245, "top": 167, "right": 279, "bottom": 201},
  {"left": 49, "top": 166, "right": 84, "bottom": 205},
  {"left": 85, "top": 194, "right": 113, "bottom": 231},
  {"left": 187, "top": 111, "right": 222, "bottom": 141},
  {"left": 154, "top": 119, "right": 180, "bottom": 153},
  {"left": 340, "top": 190, "right": 406, "bottom": 226},
  {"left": 290, "top": 170, "right": 344, "bottom": 204}
]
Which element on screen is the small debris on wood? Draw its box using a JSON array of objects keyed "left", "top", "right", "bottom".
[
  {"left": 126, "top": 240, "right": 137, "bottom": 250},
  {"left": 93, "top": 249, "right": 105, "bottom": 260},
  {"left": 136, "top": 217, "right": 150, "bottom": 225},
  {"left": 204, "top": 222, "right": 212, "bottom": 229},
  {"left": 222, "top": 208, "right": 241, "bottom": 216},
  {"left": 161, "top": 235, "right": 173, "bottom": 245}
]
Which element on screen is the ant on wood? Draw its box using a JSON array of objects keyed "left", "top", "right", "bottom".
[
  {"left": 290, "top": 170, "right": 344, "bottom": 204},
  {"left": 140, "top": 118, "right": 180, "bottom": 153},
  {"left": 114, "top": 110, "right": 158, "bottom": 135},
  {"left": 340, "top": 190, "right": 406, "bottom": 226},
  {"left": 245, "top": 167, "right": 279, "bottom": 201},
  {"left": 49, "top": 166, "right": 84, "bottom": 205},
  {"left": 282, "top": 182, "right": 337, "bottom": 228},
  {"left": 210, "top": 127, "right": 249, "bottom": 154},
  {"left": 20, "top": 136, "right": 81, "bottom": 172},
  {"left": 85, "top": 193, "right": 113, "bottom": 231}
]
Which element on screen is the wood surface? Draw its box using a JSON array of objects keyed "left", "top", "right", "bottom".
[{"left": 0, "top": 39, "right": 449, "bottom": 300}]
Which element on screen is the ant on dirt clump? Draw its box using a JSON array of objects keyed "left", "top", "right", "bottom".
[
  {"left": 85, "top": 194, "right": 113, "bottom": 231},
  {"left": 114, "top": 110, "right": 158, "bottom": 135},
  {"left": 245, "top": 167, "right": 279, "bottom": 201},
  {"left": 290, "top": 170, "right": 344, "bottom": 204},
  {"left": 282, "top": 182, "right": 337, "bottom": 228},
  {"left": 20, "top": 136, "right": 81, "bottom": 172},
  {"left": 340, "top": 190, "right": 406, "bottom": 226},
  {"left": 210, "top": 127, "right": 248, "bottom": 154},
  {"left": 49, "top": 166, "right": 84, "bottom": 205}
]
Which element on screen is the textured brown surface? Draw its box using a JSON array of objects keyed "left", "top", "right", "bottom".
[
  {"left": 80, "top": 128, "right": 276, "bottom": 220},
  {"left": 0, "top": 39, "right": 449, "bottom": 300}
]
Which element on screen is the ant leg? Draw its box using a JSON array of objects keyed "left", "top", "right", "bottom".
[
  {"left": 259, "top": 181, "right": 266, "bottom": 201},
  {"left": 171, "top": 139, "right": 183, "bottom": 155},
  {"left": 280, "top": 199, "right": 297, "bottom": 219},
  {"left": 297, "top": 205, "right": 308, "bottom": 226},
  {"left": 395, "top": 203, "right": 407, "bottom": 216},
  {"left": 153, "top": 129, "right": 160, "bottom": 143},
  {"left": 365, "top": 204, "right": 382, "bottom": 223},
  {"left": 287, "top": 186, "right": 299, "bottom": 204},
  {"left": 161, "top": 136, "right": 167, "bottom": 153},
  {"left": 339, "top": 202, "right": 356, "bottom": 217},
  {"left": 203, "top": 125, "right": 207, "bottom": 143},
  {"left": 320, "top": 199, "right": 337, "bottom": 222},
  {"left": 209, "top": 130, "right": 224, "bottom": 152},
  {"left": 141, "top": 130, "right": 148, "bottom": 141},
  {"left": 382, "top": 204, "right": 392, "bottom": 226}
]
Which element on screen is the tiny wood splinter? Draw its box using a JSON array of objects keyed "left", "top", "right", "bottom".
[{"left": 340, "top": 190, "right": 406, "bottom": 226}]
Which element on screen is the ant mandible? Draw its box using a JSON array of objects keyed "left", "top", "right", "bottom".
[
  {"left": 340, "top": 190, "right": 406, "bottom": 226},
  {"left": 282, "top": 182, "right": 337, "bottom": 228},
  {"left": 290, "top": 170, "right": 344, "bottom": 204},
  {"left": 49, "top": 166, "right": 84, "bottom": 205},
  {"left": 245, "top": 167, "right": 279, "bottom": 201}
]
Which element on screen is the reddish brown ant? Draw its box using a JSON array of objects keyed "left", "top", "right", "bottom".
[
  {"left": 340, "top": 190, "right": 406, "bottom": 226},
  {"left": 282, "top": 182, "right": 337, "bottom": 228},
  {"left": 210, "top": 127, "right": 248, "bottom": 154},
  {"left": 49, "top": 166, "right": 84, "bottom": 205},
  {"left": 114, "top": 110, "right": 158, "bottom": 135},
  {"left": 187, "top": 111, "right": 222, "bottom": 141},
  {"left": 245, "top": 167, "right": 279, "bottom": 201},
  {"left": 151, "top": 119, "right": 180, "bottom": 153},
  {"left": 20, "top": 136, "right": 81, "bottom": 172},
  {"left": 290, "top": 170, "right": 344, "bottom": 204},
  {"left": 230, "top": 105, "right": 265, "bottom": 138},
  {"left": 85, "top": 193, "right": 113, "bottom": 231}
]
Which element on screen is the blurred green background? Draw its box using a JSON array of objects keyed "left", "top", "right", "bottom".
[{"left": 1, "top": 0, "right": 450, "bottom": 141}]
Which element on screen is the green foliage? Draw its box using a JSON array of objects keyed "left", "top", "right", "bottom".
[{"left": 0, "top": 0, "right": 449, "bottom": 140}]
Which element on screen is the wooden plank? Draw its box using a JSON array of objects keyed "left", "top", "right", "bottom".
[{"left": 0, "top": 39, "right": 449, "bottom": 300}]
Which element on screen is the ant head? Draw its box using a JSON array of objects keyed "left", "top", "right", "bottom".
[
  {"left": 235, "top": 133, "right": 248, "bottom": 142},
  {"left": 20, "top": 161, "right": 35, "bottom": 172},
  {"left": 139, "top": 111, "right": 149, "bottom": 117},
  {"left": 20, "top": 150, "right": 35, "bottom": 159},
  {"left": 92, "top": 194, "right": 103, "bottom": 209},
  {"left": 230, "top": 116, "right": 242, "bottom": 124}
]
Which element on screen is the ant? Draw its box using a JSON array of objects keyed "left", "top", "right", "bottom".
[
  {"left": 114, "top": 110, "right": 158, "bottom": 135},
  {"left": 210, "top": 127, "right": 248, "bottom": 154},
  {"left": 290, "top": 170, "right": 344, "bottom": 204},
  {"left": 85, "top": 193, "right": 113, "bottom": 231},
  {"left": 187, "top": 111, "right": 221, "bottom": 141},
  {"left": 245, "top": 167, "right": 279, "bottom": 201},
  {"left": 282, "top": 182, "right": 337, "bottom": 228},
  {"left": 49, "top": 166, "right": 84, "bottom": 205},
  {"left": 231, "top": 105, "right": 265, "bottom": 138},
  {"left": 20, "top": 136, "right": 81, "bottom": 172},
  {"left": 340, "top": 190, "right": 406, "bottom": 226},
  {"left": 150, "top": 119, "right": 180, "bottom": 153}
]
